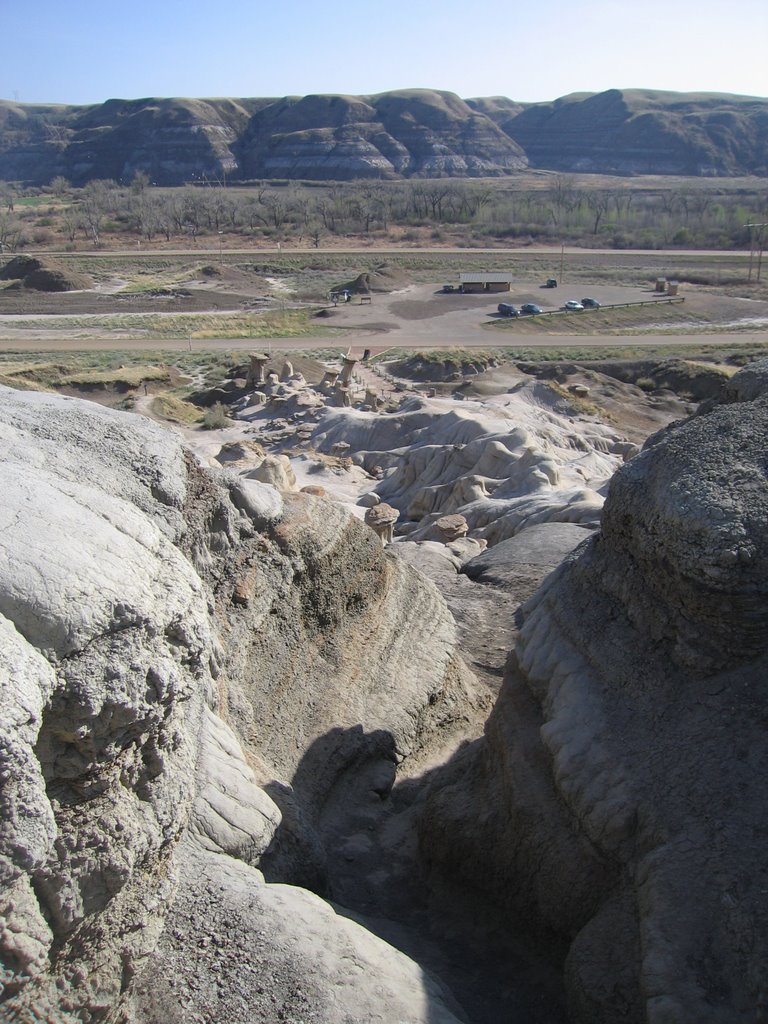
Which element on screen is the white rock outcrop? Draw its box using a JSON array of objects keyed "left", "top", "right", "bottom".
[
  {"left": 0, "top": 386, "right": 476, "bottom": 1023},
  {"left": 310, "top": 385, "right": 625, "bottom": 544}
]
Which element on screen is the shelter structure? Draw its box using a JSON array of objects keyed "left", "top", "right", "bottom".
[{"left": 459, "top": 272, "right": 513, "bottom": 294}]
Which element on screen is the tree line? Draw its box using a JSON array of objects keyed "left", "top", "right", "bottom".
[{"left": 0, "top": 173, "right": 766, "bottom": 252}]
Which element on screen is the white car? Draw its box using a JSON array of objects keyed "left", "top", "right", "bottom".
[{"left": 563, "top": 300, "right": 584, "bottom": 311}]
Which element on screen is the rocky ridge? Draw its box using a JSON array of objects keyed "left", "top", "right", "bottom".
[
  {"left": 0, "top": 385, "right": 473, "bottom": 1022},
  {"left": 468, "top": 88, "right": 768, "bottom": 176},
  {"left": 1, "top": 87, "right": 766, "bottom": 184},
  {"left": 2, "top": 352, "right": 765, "bottom": 1023},
  {"left": 419, "top": 360, "right": 768, "bottom": 1022}
]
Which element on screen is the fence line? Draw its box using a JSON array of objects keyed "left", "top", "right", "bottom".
[{"left": 497, "top": 296, "right": 685, "bottom": 321}]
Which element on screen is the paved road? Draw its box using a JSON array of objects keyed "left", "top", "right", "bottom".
[{"left": 38, "top": 245, "right": 752, "bottom": 260}]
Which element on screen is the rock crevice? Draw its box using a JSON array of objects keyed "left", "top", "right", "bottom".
[{"left": 420, "top": 363, "right": 768, "bottom": 1022}]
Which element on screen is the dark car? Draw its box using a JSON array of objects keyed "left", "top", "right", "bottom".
[
  {"left": 520, "top": 303, "right": 542, "bottom": 315},
  {"left": 497, "top": 302, "right": 519, "bottom": 317},
  {"left": 581, "top": 297, "right": 601, "bottom": 308},
  {"left": 544, "top": 278, "right": 558, "bottom": 288}
]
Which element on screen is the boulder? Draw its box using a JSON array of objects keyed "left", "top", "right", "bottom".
[
  {"left": 421, "top": 364, "right": 768, "bottom": 1022},
  {"left": 245, "top": 453, "right": 298, "bottom": 491},
  {"left": 462, "top": 522, "right": 593, "bottom": 591},
  {"left": 436, "top": 514, "right": 469, "bottom": 543},
  {"left": 0, "top": 385, "right": 476, "bottom": 1021}
]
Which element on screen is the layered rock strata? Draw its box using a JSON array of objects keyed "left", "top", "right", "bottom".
[
  {"left": 2, "top": 88, "right": 766, "bottom": 185},
  {"left": 0, "top": 90, "right": 526, "bottom": 185},
  {"left": 0, "top": 386, "right": 472, "bottom": 1023}
]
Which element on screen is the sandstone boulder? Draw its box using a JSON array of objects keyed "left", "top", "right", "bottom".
[
  {"left": 245, "top": 452, "right": 298, "bottom": 491},
  {"left": 364, "top": 501, "right": 399, "bottom": 544}
]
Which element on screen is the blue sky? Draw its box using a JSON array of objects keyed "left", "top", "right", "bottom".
[{"left": 3, "top": 0, "right": 767, "bottom": 105}]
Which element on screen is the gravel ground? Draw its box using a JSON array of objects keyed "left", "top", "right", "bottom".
[{"left": 1, "top": 275, "right": 766, "bottom": 352}]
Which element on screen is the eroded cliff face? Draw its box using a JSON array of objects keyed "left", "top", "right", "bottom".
[
  {"left": 309, "top": 386, "right": 626, "bottom": 545},
  {"left": 0, "top": 90, "right": 526, "bottom": 185},
  {"left": 4, "top": 87, "right": 765, "bottom": 185},
  {"left": 5, "top": 359, "right": 765, "bottom": 1022},
  {"left": 420, "top": 362, "right": 768, "bottom": 1023},
  {"left": 472, "top": 88, "right": 768, "bottom": 176},
  {"left": 0, "top": 386, "right": 471, "bottom": 1023}
]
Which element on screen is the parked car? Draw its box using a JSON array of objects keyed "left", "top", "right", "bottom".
[
  {"left": 544, "top": 278, "right": 558, "bottom": 288},
  {"left": 520, "top": 303, "right": 542, "bottom": 315},
  {"left": 563, "top": 300, "right": 585, "bottom": 311},
  {"left": 497, "top": 302, "right": 519, "bottom": 317},
  {"left": 581, "top": 297, "right": 601, "bottom": 308},
  {"left": 441, "top": 284, "right": 457, "bottom": 293}
]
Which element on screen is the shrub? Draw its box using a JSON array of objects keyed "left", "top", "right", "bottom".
[{"left": 202, "top": 402, "right": 231, "bottom": 429}]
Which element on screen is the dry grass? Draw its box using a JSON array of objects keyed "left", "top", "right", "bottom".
[
  {"left": 0, "top": 308, "right": 321, "bottom": 340},
  {"left": 545, "top": 380, "right": 616, "bottom": 422},
  {"left": 152, "top": 393, "right": 203, "bottom": 424},
  {"left": 486, "top": 302, "right": 714, "bottom": 336},
  {"left": 60, "top": 364, "right": 170, "bottom": 387}
]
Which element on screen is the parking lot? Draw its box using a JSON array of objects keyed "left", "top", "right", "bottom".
[{"left": 306, "top": 279, "right": 768, "bottom": 348}]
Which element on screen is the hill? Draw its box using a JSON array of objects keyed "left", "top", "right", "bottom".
[
  {"left": 470, "top": 88, "right": 768, "bottom": 176},
  {"left": 0, "top": 87, "right": 766, "bottom": 185}
]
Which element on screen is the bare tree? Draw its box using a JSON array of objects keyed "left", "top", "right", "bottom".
[
  {"left": 130, "top": 192, "right": 163, "bottom": 240},
  {"left": 260, "top": 192, "right": 288, "bottom": 230},
  {"left": 130, "top": 170, "right": 151, "bottom": 194},
  {"left": 181, "top": 187, "right": 207, "bottom": 239},
  {"left": 0, "top": 211, "right": 25, "bottom": 252},
  {"left": 0, "top": 184, "right": 16, "bottom": 212},
  {"left": 60, "top": 206, "right": 82, "bottom": 243},
  {"left": 585, "top": 190, "right": 611, "bottom": 235},
  {"left": 81, "top": 181, "right": 111, "bottom": 244},
  {"left": 49, "top": 176, "right": 71, "bottom": 197}
]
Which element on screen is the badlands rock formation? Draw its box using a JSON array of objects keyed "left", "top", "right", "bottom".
[
  {"left": 420, "top": 361, "right": 768, "bottom": 1023},
  {"left": 308, "top": 385, "right": 626, "bottom": 544},
  {"left": 2, "top": 349, "right": 760, "bottom": 1023},
  {"left": 0, "top": 386, "right": 472, "bottom": 1023},
  {"left": 2, "top": 88, "right": 766, "bottom": 184}
]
